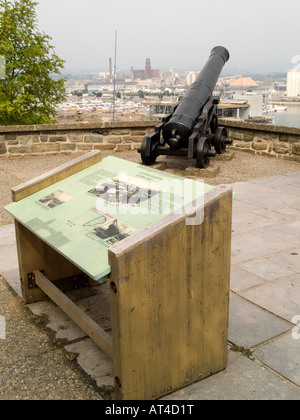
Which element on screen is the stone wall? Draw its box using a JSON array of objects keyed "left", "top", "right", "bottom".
[
  {"left": 0, "top": 119, "right": 300, "bottom": 163},
  {"left": 222, "top": 119, "right": 300, "bottom": 163},
  {"left": 0, "top": 121, "right": 157, "bottom": 157}
]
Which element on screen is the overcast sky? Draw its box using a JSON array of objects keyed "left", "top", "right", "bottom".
[{"left": 36, "top": 0, "right": 300, "bottom": 73}]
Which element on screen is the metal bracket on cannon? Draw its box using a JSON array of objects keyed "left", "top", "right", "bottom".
[{"left": 138, "top": 96, "right": 232, "bottom": 169}]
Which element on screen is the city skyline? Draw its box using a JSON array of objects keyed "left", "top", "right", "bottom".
[{"left": 36, "top": 0, "right": 300, "bottom": 73}]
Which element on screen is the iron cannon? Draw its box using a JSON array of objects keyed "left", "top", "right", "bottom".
[{"left": 138, "top": 46, "right": 232, "bottom": 168}]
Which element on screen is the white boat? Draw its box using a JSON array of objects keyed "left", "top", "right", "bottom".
[
  {"left": 273, "top": 105, "right": 287, "bottom": 112},
  {"left": 263, "top": 104, "right": 287, "bottom": 114}
]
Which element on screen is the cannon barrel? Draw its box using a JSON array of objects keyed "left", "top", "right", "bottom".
[{"left": 162, "top": 46, "right": 230, "bottom": 150}]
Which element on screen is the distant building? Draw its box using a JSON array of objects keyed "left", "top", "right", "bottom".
[
  {"left": 228, "top": 77, "right": 258, "bottom": 89},
  {"left": 287, "top": 69, "right": 300, "bottom": 97},
  {"left": 131, "top": 58, "right": 159, "bottom": 81},
  {"left": 234, "top": 93, "right": 263, "bottom": 117},
  {"left": 186, "top": 71, "right": 197, "bottom": 85}
]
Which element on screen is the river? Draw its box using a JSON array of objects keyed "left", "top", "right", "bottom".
[{"left": 269, "top": 104, "right": 300, "bottom": 129}]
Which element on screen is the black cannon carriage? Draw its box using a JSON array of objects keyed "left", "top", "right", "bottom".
[{"left": 138, "top": 46, "right": 232, "bottom": 168}]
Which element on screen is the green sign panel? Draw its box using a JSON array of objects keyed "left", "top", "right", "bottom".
[{"left": 5, "top": 157, "right": 214, "bottom": 282}]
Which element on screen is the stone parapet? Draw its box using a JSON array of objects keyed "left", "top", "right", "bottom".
[
  {"left": 0, "top": 121, "right": 157, "bottom": 158},
  {"left": 0, "top": 119, "right": 300, "bottom": 163},
  {"left": 219, "top": 119, "right": 300, "bottom": 162}
]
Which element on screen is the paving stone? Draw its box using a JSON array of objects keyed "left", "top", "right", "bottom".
[
  {"left": 232, "top": 182, "right": 300, "bottom": 210},
  {"left": 0, "top": 224, "right": 16, "bottom": 246},
  {"left": 228, "top": 294, "right": 292, "bottom": 348},
  {"left": 0, "top": 244, "right": 19, "bottom": 274},
  {"left": 253, "top": 334, "right": 300, "bottom": 387},
  {"left": 240, "top": 258, "right": 295, "bottom": 282},
  {"left": 240, "top": 274, "right": 300, "bottom": 323},
  {"left": 231, "top": 212, "right": 276, "bottom": 235},
  {"left": 249, "top": 173, "right": 300, "bottom": 191},
  {"left": 1, "top": 268, "right": 21, "bottom": 297},
  {"left": 230, "top": 266, "right": 266, "bottom": 292},
  {"left": 276, "top": 206, "right": 300, "bottom": 218},
  {"left": 268, "top": 248, "right": 300, "bottom": 272},
  {"left": 161, "top": 349, "right": 300, "bottom": 400},
  {"left": 232, "top": 199, "right": 260, "bottom": 214},
  {"left": 65, "top": 338, "right": 114, "bottom": 390},
  {"left": 231, "top": 222, "right": 300, "bottom": 265},
  {"left": 29, "top": 300, "right": 87, "bottom": 342},
  {"left": 250, "top": 208, "right": 297, "bottom": 223}
]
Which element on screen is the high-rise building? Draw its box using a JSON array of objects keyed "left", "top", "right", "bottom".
[{"left": 287, "top": 69, "right": 300, "bottom": 97}]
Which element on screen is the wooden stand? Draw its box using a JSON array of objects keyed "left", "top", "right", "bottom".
[{"left": 11, "top": 151, "right": 232, "bottom": 400}]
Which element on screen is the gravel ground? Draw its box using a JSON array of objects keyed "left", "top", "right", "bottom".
[
  {"left": 1, "top": 149, "right": 300, "bottom": 226},
  {"left": 0, "top": 276, "right": 102, "bottom": 400}
]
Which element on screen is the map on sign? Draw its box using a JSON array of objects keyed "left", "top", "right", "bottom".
[{"left": 5, "top": 156, "right": 214, "bottom": 282}]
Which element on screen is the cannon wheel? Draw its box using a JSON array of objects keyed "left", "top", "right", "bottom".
[
  {"left": 140, "top": 137, "right": 157, "bottom": 165},
  {"left": 196, "top": 137, "right": 211, "bottom": 169},
  {"left": 214, "top": 126, "right": 227, "bottom": 154}
]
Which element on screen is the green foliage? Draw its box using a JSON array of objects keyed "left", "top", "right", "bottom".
[{"left": 0, "top": 0, "right": 66, "bottom": 125}]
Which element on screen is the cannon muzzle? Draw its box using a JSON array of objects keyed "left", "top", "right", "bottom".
[{"left": 163, "top": 46, "right": 230, "bottom": 150}]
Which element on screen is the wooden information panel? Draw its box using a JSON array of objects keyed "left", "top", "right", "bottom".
[
  {"left": 6, "top": 151, "right": 232, "bottom": 400},
  {"left": 5, "top": 155, "right": 214, "bottom": 282}
]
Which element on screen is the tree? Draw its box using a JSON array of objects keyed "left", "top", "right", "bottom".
[{"left": 0, "top": 0, "right": 66, "bottom": 125}]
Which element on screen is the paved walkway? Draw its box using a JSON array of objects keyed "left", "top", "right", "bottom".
[{"left": 1, "top": 169, "right": 300, "bottom": 399}]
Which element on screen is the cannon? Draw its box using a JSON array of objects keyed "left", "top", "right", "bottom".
[{"left": 138, "top": 46, "right": 232, "bottom": 168}]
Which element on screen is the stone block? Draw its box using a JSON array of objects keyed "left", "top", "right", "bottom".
[
  {"left": 292, "top": 143, "right": 300, "bottom": 155},
  {"left": 84, "top": 135, "right": 103, "bottom": 143},
  {"left": 30, "top": 143, "right": 60, "bottom": 153},
  {"left": 228, "top": 130, "right": 244, "bottom": 140},
  {"left": 60, "top": 143, "right": 76, "bottom": 151},
  {"left": 252, "top": 140, "right": 268, "bottom": 150},
  {"left": 124, "top": 136, "right": 144, "bottom": 143},
  {"left": 234, "top": 141, "right": 251, "bottom": 148},
  {"left": 49, "top": 136, "right": 67, "bottom": 142},
  {"left": 241, "top": 148, "right": 256, "bottom": 154},
  {"left": 7, "top": 140, "right": 18, "bottom": 145},
  {"left": 110, "top": 129, "right": 130, "bottom": 135},
  {"left": 94, "top": 144, "right": 115, "bottom": 150},
  {"left": 19, "top": 136, "right": 31, "bottom": 145},
  {"left": 279, "top": 134, "right": 300, "bottom": 143},
  {"left": 0, "top": 142, "right": 7, "bottom": 154},
  {"left": 130, "top": 130, "right": 146, "bottom": 136},
  {"left": 8, "top": 145, "right": 30, "bottom": 154},
  {"left": 5, "top": 133, "right": 16, "bottom": 141},
  {"left": 152, "top": 162, "right": 167, "bottom": 171},
  {"left": 261, "top": 132, "right": 279, "bottom": 141},
  {"left": 40, "top": 135, "right": 48, "bottom": 143},
  {"left": 114, "top": 144, "right": 131, "bottom": 151},
  {"left": 243, "top": 131, "right": 254, "bottom": 142},
  {"left": 215, "top": 151, "right": 235, "bottom": 161},
  {"left": 273, "top": 142, "right": 289, "bottom": 154},
  {"left": 282, "top": 155, "right": 300, "bottom": 163},
  {"left": 76, "top": 144, "right": 93, "bottom": 151},
  {"left": 105, "top": 137, "right": 121, "bottom": 144},
  {"left": 69, "top": 134, "right": 84, "bottom": 143},
  {"left": 185, "top": 164, "right": 220, "bottom": 178}
]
